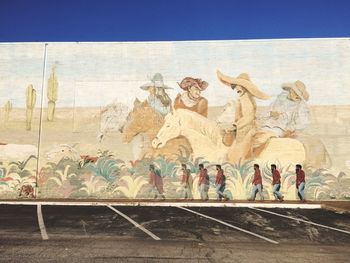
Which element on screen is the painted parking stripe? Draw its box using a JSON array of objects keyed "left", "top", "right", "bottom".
[
  {"left": 250, "top": 207, "right": 350, "bottom": 235},
  {"left": 107, "top": 205, "right": 161, "bottom": 240},
  {"left": 177, "top": 206, "right": 279, "bottom": 244},
  {"left": 37, "top": 204, "right": 49, "bottom": 240}
]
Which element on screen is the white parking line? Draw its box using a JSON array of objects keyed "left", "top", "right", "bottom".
[
  {"left": 250, "top": 207, "right": 350, "bottom": 235},
  {"left": 107, "top": 205, "right": 161, "bottom": 241},
  {"left": 37, "top": 204, "right": 49, "bottom": 240},
  {"left": 177, "top": 206, "right": 279, "bottom": 244}
]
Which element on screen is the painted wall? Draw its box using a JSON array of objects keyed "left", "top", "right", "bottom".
[{"left": 0, "top": 39, "right": 349, "bottom": 201}]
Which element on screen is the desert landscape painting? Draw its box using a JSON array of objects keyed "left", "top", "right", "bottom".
[{"left": 0, "top": 39, "right": 349, "bottom": 200}]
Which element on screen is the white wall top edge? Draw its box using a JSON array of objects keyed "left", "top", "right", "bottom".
[{"left": 0, "top": 37, "right": 349, "bottom": 45}]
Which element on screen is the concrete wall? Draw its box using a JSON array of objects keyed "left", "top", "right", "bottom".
[{"left": 0, "top": 39, "right": 349, "bottom": 201}]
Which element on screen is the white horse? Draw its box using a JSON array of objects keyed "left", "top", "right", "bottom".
[
  {"left": 152, "top": 109, "right": 306, "bottom": 166},
  {"left": 97, "top": 101, "right": 129, "bottom": 142},
  {"left": 152, "top": 109, "right": 228, "bottom": 162}
]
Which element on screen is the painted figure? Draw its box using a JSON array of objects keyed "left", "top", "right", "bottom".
[
  {"left": 198, "top": 163, "right": 209, "bottom": 200},
  {"left": 180, "top": 163, "right": 193, "bottom": 199},
  {"left": 216, "top": 71, "right": 270, "bottom": 163},
  {"left": 215, "top": 164, "right": 228, "bottom": 201},
  {"left": 295, "top": 164, "right": 306, "bottom": 202},
  {"left": 271, "top": 164, "right": 284, "bottom": 202},
  {"left": 149, "top": 164, "right": 165, "bottom": 199},
  {"left": 260, "top": 81, "right": 331, "bottom": 168},
  {"left": 174, "top": 77, "right": 208, "bottom": 117},
  {"left": 140, "top": 73, "right": 172, "bottom": 116},
  {"left": 249, "top": 164, "right": 264, "bottom": 201},
  {"left": 262, "top": 80, "right": 310, "bottom": 138}
]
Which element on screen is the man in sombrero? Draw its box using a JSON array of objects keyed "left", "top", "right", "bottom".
[
  {"left": 174, "top": 77, "right": 209, "bottom": 117},
  {"left": 140, "top": 73, "right": 172, "bottom": 116},
  {"left": 216, "top": 70, "right": 271, "bottom": 163},
  {"left": 261, "top": 80, "right": 310, "bottom": 138}
]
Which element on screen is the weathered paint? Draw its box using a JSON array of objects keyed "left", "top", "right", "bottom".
[{"left": 0, "top": 39, "right": 349, "bottom": 201}]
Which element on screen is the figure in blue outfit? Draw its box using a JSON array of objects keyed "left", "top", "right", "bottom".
[{"left": 140, "top": 73, "right": 172, "bottom": 116}]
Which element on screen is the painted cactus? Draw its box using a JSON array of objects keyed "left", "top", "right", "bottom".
[
  {"left": 4, "top": 100, "right": 12, "bottom": 122},
  {"left": 26, "top": 84, "right": 36, "bottom": 131},
  {"left": 47, "top": 65, "right": 58, "bottom": 121}
]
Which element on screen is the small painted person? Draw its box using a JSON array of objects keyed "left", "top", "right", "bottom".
[
  {"left": 215, "top": 165, "right": 228, "bottom": 201},
  {"left": 271, "top": 164, "right": 284, "bottom": 202},
  {"left": 180, "top": 163, "right": 193, "bottom": 199},
  {"left": 249, "top": 164, "right": 264, "bottom": 201},
  {"left": 149, "top": 164, "right": 165, "bottom": 199},
  {"left": 198, "top": 163, "right": 209, "bottom": 200},
  {"left": 295, "top": 164, "right": 306, "bottom": 202}
]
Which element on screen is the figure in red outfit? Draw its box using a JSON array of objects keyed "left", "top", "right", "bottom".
[
  {"left": 174, "top": 77, "right": 209, "bottom": 117},
  {"left": 198, "top": 163, "right": 209, "bottom": 200},
  {"left": 215, "top": 165, "right": 228, "bottom": 201},
  {"left": 249, "top": 164, "right": 264, "bottom": 201},
  {"left": 295, "top": 164, "right": 306, "bottom": 202},
  {"left": 180, "top": 163, "right": 193, "bottom": 199},
  {"left": 149, "top": 164, "right": 165, "bottom": 199},
  {"left": 271, "top": 164, "right": 284, "bottom": 202}
]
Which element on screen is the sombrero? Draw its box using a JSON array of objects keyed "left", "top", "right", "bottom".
[
  {"left": 282, "top": 80, "right": 309, "bottom": 101},
  {"left": 216, "top": 70, "right": 270, "bottom": 100},
  {"left": 140, "top": 73, "right": 173, "bottom": 90}
]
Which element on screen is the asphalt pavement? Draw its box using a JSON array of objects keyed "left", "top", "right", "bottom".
[{"left": 0, "top": 204, "right": 349, "bottom": 262}]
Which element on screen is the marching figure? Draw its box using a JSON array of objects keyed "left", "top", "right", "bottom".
[
  {"left": 174, "top": 77, "right": 209, "bottom": 117},
  {"left": 249, "top": 164, "right": 264, "bottom": 201},
  {"left": 215, "top": 165, "right": 228, "bottom": 201},
  {"left": 295, "top": 164, "right": 306, "bottom": 202},
  {"left": 149, "top": 164, "right": 165, "bottom": 199},
  {"left": 198, "top": 163, "right": 209, "bottom": 200},
  {"left": 271, "top": 164, "right": 284, "bottom": 202},
  {"left": 180, "top": 163, "right": 193, "bottom": 199}
]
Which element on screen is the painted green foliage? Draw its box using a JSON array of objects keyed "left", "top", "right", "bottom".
[{"left": 1, "top": 150, "right": 349, "bottom": 200}]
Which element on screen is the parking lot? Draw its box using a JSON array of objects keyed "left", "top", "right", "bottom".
[{"left": 0, "top": 203, "right": 349, "bottom": 262}]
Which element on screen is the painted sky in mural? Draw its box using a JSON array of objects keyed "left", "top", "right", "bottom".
[{"left": 1, "top": 39, "right": 350, "bottom": 108}]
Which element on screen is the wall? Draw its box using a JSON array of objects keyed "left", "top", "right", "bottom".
[{"left": 0, "top": 39, "right": 349, "bottom": 201}]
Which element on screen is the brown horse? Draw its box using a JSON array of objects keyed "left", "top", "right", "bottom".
[{"left": 121, "top": 99, "right": 192, "bottom": 160}]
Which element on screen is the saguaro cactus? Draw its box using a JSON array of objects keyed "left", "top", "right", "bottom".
[
  {"left": 4, "top": 100, "right": 12, "bottom": 122},
  {"left": 26, "top": 85, "right": 36, "bottom": 131},
  {"left": 47, "top": 65, "right": 58, "bottom": 121}
]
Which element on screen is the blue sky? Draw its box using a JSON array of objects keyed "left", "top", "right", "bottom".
[{"left": 0, "top": 0, "right": 349, "bottom": 42}]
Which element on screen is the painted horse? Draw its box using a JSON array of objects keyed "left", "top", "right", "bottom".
[
  {"left": 152, "top": 109, "right": 313, "bottom": 166},
  {"left": 121, "top": 99, "right": 192, "bottom": 160}
]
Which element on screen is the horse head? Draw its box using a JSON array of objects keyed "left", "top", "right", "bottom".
[
  {"left": 121, "top": 98, "right": 163, "bottom": 143},
  {"left": 151, "top": 111, "right": 181, "bottom": 149}
]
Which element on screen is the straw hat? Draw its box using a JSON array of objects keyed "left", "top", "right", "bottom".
[
  {"left": 177, "top": 77, "right": 208, "bottom": 91},
  {"left": 216, "top": 70, "right": 270, "bottom": 100},
  {"left": 282, "top": 80, "right": 309, "bottom": 101},
  {"left": 140, "top": 73, "right": 172, "bottom": 90}
]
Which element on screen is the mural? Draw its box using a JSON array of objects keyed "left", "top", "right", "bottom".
[{"left": 0, "top": 39, "right": 350, "bottom": 201}]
